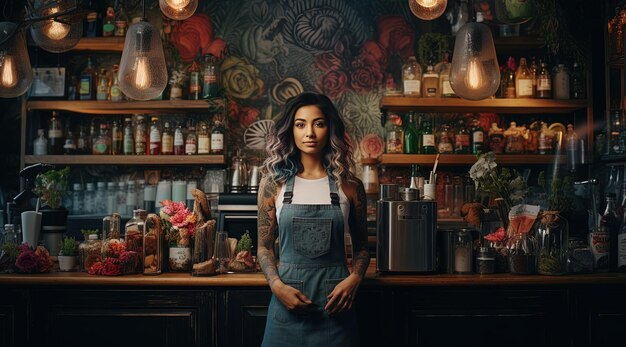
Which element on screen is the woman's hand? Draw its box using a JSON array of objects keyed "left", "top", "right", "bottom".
[
  {"left": 273, "top": 281, "right": 314, "bottom": 313},
  {"left": 324, "top": 273, "right": 362, "bottom": 315}
]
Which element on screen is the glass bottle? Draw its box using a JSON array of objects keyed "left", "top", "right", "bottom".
[
  {"left": 174, "top": 121, "right": 185, "bottom": 155},
  {"left": 570, "top": 62, "right": 586, "bottom": 99},
  {"left": 149, "top": 116, "right": 161, "bottom": 155},
  {"left": 124, "top": 209, "right": 146, "bottom": 274},
  {"left": 515, "top": 57, "right": 533, "bottom": 98},
  {"left": 402, "top": 56, "right": 422, "bottom": 97},
  {"left": 504, "top": 57, "right": 516, "bottom": 98},
  {"left": 185, "top": 123, "right": 198, "bottom": 155},
  {"left": 504, "top": 121, "right": 524, "bottom": 154},
  {"left": 79, "top": 57, "right": 97, "bottom": 100},
  {"left": 3, "top": 224, "right": 17, "bottom": 245},
  {"left": 92, "top": 123, "right": 111, "bottom": 155},
  {"left": 136, "top": 179, "right": 145, "bottom": 213},
  {"left": 122, "top": 117, "right": 134, "bottom": 155},
  {"left": 95, "top": 181, "right": 107, "bottom": 214},
  {"left": 591, "top": 194, "right": 617, "bottom": 272},
  {"left": 117, "top": 181, "right": 128, "bottom": 216},
  {"left": 114, "top": 1, "right": 128, "bottom": 37},
  {"left": 565, "top": 124, "right": 579, "bottom": 173},
  {"left": 102, "top": 213, "right": 122, "bottom": 261},
  {"left": 475, "top": 246, "right": 495, "bottom": 274},
  {"left": 202, "top": 54, "right": 219, "bottom": 99},
  {"left": 106, "top": 181, "right": 118, "bottom": 214},
  {"left": 96, "top": 69, "right": 109, "bottom": 101},
  {"left": 71, "top": 183, "right": 83, "bottom": 215},
  {"left": 197, "top": 122, "right": 210, "bottom": 154},
  {"left": 78, "top": 233, "right": 102, "bottom": 272},
  {"left": 143, "top": 213, "right": 162, "bottom": 275},
  {"left": 63, "top": 124, "right": 77, "bottom": 155},
  {"left": 188, "top": 62, "right": 201, "bottom": 100},
  {"left": 536, "top": 62, "right": 552, "bottom": 99},
  {"left": 469, "top": 119, "right": 485, "bottom": 155},
  {"left": 438, "top": 52, "right": 455, "bottom": 97},
  {"left": 422, "top": 64, "right": 439, "bottom": 98},
  {"left": 33, "top": 129, "right": 48, "bottom": 155},
  {"left": 384, "top": 113, "right": 404, "bottom": 154},
  {"left": 77, "top": 125, "right": 88, "bottom": 154},
  {"left": 454, "top": 119, "right": 470, "bottom": 154},
  {"left": 84, "top": 182, "right": 95, "bottom": 215},
  {"left": 161, "top": 121, "right": 174, "bottom": 155},
  {"left": 443, "top": 174, "right": 454, "bottom": 216},
  {"left": 409, "top": 164, "right": 425, "bottom": 195},
  {"left": 488, "top": 122, "right": 505, "bottom": 154},
  {"left": 110, "top": 64, "right": 123, "bottom": 101},
  {"left": 103, "top": 6, "right": 115, "bottom": 37},
  {"left": 211, "top": 119, "right": 225, "bottom": 154},
  {"left": 421, "top": 120, "right": 435, "bottom": 154},
  {"left": 48, "top": 111, "right": 64, "bottom": 155},
  {"left": 126, "top": 181, "right": 137, "bottom": 212},
  {"left": 553, "top": 63, "right": 570, "bottom": 99},
  {"left": 437, "top": 123, "right": 454, "bottom": 154},
  {"left": 88, "top": 120, "right": 96, "bottom": 154},
  {"left": 454, "top": 229, "right": 473, "bottom": 274},
  {"left": 403, "top": 111, "right": 418, "bottom": 154},
  {"left": 529, "top": 57, "right": 538, "bottom": 98},
  {"left": 452, "top": 175, "right": 463, "bottom": 216},
  {"left": 538, "top": 122, "right": 554, "bottom": 155},
  {"left": 134, "top": 115, "right": 147, "bottom": 155},
  {"left": 111, "top": 120, "right": 123, "bottom": 155},
  {"left": 537, "top": 213, "right": 569, "bottom": 276}
]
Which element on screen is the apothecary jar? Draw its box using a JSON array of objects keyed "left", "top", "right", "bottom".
[{"left": 536, "top": 211, "right": 569, "bottom": 275}]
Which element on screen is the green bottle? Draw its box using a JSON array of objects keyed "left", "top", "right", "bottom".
[
  {"left": 421, "top": 120, "right": 435, "bottom": 154},
  {"left": 416, "top": 114, "right": 423, "bottom": 154},
  {"left": 404, "top": 111, "right": 419, "bottom": 154},
  {"left": 470, "top": 119, "right": 485, "bottom": 154},
  {"left": 454, "top": 119, "right": 471, "bottom": 154}
]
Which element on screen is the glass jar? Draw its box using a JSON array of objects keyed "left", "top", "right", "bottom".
[
  {"left": 123, "top": 209, "right": 146, "bottom": 274},
  {"left": 384, "top": 113, "right": 404, "bottom": 154},
  {"left": 402, "top": 56, "right": 422, "bottom": 97},
  {"left": 101, "top": 213, "right": 122, "bottom": 260},
  {"left": 536, "top": 211, "right": 569, "bottom": 275},
  {"left": 454, "top": 229, "right": 473, "bottom": 274},
  {"left": 475, "top": 246, "right": 495, "bottom": 274},
  {"left": 361, "top": 159, "right": 379, "bottom": 195},
  {"left": 143, "top": 213, "right": 162, "bottom": 275},
  {"left": 78, "top": 233, "right": 102, "bottom": 272}
]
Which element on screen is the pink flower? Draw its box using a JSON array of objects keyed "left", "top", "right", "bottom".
[
  {"left": 170, "top": 208, "right": 192, "bottom": 228},
  {"left": 169, "top": 14, "right": 227, "bottom": 62},
  {"left": 359, "top": 40, "right": 388, "bottom": 69},
  {"left": 484, "top": 227, "right": 507, "bottom": 242}
]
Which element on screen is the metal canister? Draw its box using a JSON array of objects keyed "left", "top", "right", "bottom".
[
  {"left": 399, "top": 187, "right": 419, "bottom": 201},
  {"left": 379, "top": 184, "right": 399, "bottom": 201}
]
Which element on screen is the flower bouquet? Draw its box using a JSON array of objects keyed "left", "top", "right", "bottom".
[
  {"left": 160, "top": 200, "right": 197, "bottom": 271},
  {"left": 0, "top": 243, "right": 54, "bottom": 274},
  {"left": 228, "top": 231, "right": 255, "bottom": 272},
  {"left": 87, "top": 240, "right": 139, "bottom": 276}
]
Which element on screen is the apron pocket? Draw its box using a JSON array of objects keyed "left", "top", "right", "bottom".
[
  {"left": 292, "top": 217, "right": 332, "bottom": 259},
  {"left": 273, "top": 279, "right": 304, "bottom": 324}
]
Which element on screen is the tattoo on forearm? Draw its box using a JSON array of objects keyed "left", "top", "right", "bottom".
[
  {"left": 257, "top": 178, "right": 281, "bottom": 287},
  {"left": 350, "top": 181, "right": 371, "bottom": 279}
]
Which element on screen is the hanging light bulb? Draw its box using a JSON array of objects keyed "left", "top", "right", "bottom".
[
  {"left": 118, "top": 19, "right": 167, "bottom": 100},
  {"left": 449, "top": 22, "right": 500, "bottom": 100},
  {"left": 0, "top": 23, "right": 33, "bottom": 98},
  {"left": 408, "top": 0, "right": 448, "bottom": 20},
  {"left": 29, "top": 1, "right": 82, "bottom": 53},
  {"left": 159, "top": 0, "right": 198, "bottom": 20}
]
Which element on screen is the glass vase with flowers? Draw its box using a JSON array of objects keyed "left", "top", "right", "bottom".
[{"left": 160, "top": 200, "right": 196, "bottom": 272}]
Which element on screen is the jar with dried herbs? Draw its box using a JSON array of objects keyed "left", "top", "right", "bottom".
[{"left": 78, "top": 234, "right": 102, "bottom": 272}]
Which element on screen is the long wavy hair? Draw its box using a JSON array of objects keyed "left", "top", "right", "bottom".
[{"left": 262, "top": 92, "right": 356, "bottom": 186}]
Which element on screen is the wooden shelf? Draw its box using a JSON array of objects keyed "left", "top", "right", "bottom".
[
  {"left": 72, "top": 37, "right": 125, "bottom": 52},
  {"left": 380, "top": 96, "right": 588, "bottom": 114},
  {"left": 380, "top": 154, "right": 565, "bottom": 166},
  {"left": 27, "top": 100, "right": 211, "bottom": 114},
  {"left": 24, "top": 155, "right": 224, "bottom": 165}
]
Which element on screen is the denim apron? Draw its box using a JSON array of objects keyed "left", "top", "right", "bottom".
[{"left": 261, "top": 175, "right": 359, "bottom": 347}]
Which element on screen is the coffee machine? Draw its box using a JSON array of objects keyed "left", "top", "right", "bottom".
[{"left": 376, "top": 184, "right": 437, "bottom": 273}]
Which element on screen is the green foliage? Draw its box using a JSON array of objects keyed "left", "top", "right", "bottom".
[
  {"left": 0, "top": 242, "right": 18, "bottom": 259},
  {"left": 60, "top": 236, "right": 77, "bottom": 256},
  {"left": 235, "top": 230, "right": 252, "bottom": 253},
  {"left": 417, "top": 33, "right": 449, "bottom": 66},
  {"left": 33, "top": 167, "right": 70, "bottom": 209},
  {"left": 538, "top": 171, "right": 575, "bottom": 212},
  {"left": 80, "top": 229, "right": 99, "bottom": 239}
]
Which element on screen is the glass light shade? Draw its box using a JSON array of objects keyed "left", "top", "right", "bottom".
[
  {"left": 29, "top": 0, "right": 82, "bottom": 53},
  {"left": 118, "top": 20, "right": 168, "bottom": 101},
  {"left": 0, "top": 23, "right": 33, "bottom": 98},
  {"left": 159, "top": 0, "right": 198, "bottom": 20},
  {"left": 408, "top": 0, "right": 447, "bottom": 20},
  {"left": 449, "top": 22, "right": 500, "bottom": 101}
]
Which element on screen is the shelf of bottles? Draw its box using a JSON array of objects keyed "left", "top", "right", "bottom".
[
  {"left": 28, "top": 100, "right": 212, "bottom": 115},
  {"left": 24, "top": 154, "right": 224, "bottom": 165},
  {"left": 380, "top": 154, "right": 565, "bottom": 166},
  {"left": 380, "top": 96, "right": 588, "bottom": 114}
]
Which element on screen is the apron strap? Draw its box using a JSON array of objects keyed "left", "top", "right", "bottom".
[
  {"left": 283, "top": 174, "right": 340, "bottom": 206},
  {"left": 283, "top": 175, "right": 296, "bottom": 204}
]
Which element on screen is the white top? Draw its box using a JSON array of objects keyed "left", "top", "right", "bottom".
[{"left": 275, "top": 176, "right": 350, "bottom": 234}]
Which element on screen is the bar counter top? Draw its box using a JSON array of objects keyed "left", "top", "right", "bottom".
[{"left": 2, "top": 263, "right": 626, "bottom": 287}]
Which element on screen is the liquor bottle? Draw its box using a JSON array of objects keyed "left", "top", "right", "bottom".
[
  {"left": 529, "top": 57, "right": 538, "bottom": 98},
  {"left": 570, "top": 62, "right": 586, "bottom": 99},
  {"left": 437, "top": 124, "right": 454, "bottom": 154},
  {"left": 421, "top": 120, "right": 435, "bottom": 154},
  {"left": 149, "top": 116, "right": 161, "bottom": 155},
  {"left": 33, "top": 129, "right": 48, "bottom": 155},
  {"left": 438, "top": 52, "right": 455, "bottom": 97},
  {"left": 188, "top": 62, "right": 201, "bottom": 100},
  {"left": 110, "top": 65, "right": 123, "bottom": 101},
  {"left": 536, "top": 62, "right": 552, "bottom": 99},
  {"left": 114, "top": 0, "right": 128, "bottom": 37},
  {"left": 454, "top": 119, "right": 470, "bottom": 154},
  {"left": 185, "top": 123, "right": 198, "bottom": 155},
  {"left": 422, "top": 64, "right": 439, "bottom": 98},
  {"left": 103, "top": 6, "right": 115, "bottom": 37},
  {"left": 162, "top": 121, "right": 174, "bottom": 155},
  {"left": 96, "top": 69, "right": 109, "bottom": 101},
  {"left": 504, "top": 56, "right": 516, "bottom": 98},
  {"left": 48, "top": 111, "right": 64, "bottom": 155},
  {"left": 515, "top": 57, "right": 533, "bottom": 98},
  {"left": 202, "top": 54, "right": 219, "bottom": 99},
  {"left": 122, "top": 118, "right": 134, "bottom": 155},
  {"left": 409, "top": 164, "right": 424, "bottom": 194},
  {"left": 553, "top": 64, "right": 570, "bottom": 99},
  {"left": 402, "top": 56, "right": 422, "bottom": 97},
  {"left": 76, "top": 125, "right": 88, "bottom": 154},
  {"left": 565, "top": 124, "right": 579, "bottom": 172},
  {"left": 134, "top": 115, "right": 147, "bottom": 155},
  {"left": 403, "top": 111, "right": 418, "bottom": 154},
  {"left": 79, "top": 57, "right": 97, "bottom": 100},
  {"left": 111, "top": 120, "right": 123, "bottom": 155},
  {"left": 211, "top": 119, "right": 225, "bottom": 154},
  {"left": 63, "top": 124, "right": 77, "bottom": 155},
  {"left": 592, "top": 194, "right": 617, "bottom": 272},
  {"left": 93, "top": 123, "right": 111, "bottom": 155},
  {"left": 469, "top": 118, "right": 485, "bottom": 155},
  {"left": 538, "top": 122, "right": 554, "bottom": 155},
  {"left": 88, "top": 120, "right": 96, "bottom": 154},
  {"left": 197, "top": 122, "right": 210, "bottom": 154},
  {"left": 174, "top": 122, "right": 185, "bottom": 155},
  {"left": 384, "top": 113, "right": 404, "bottom": 154}
]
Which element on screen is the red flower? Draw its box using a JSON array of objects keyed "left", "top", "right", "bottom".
[
  {"left": 88, "top": 261, "right": 104, "bottom": 275},
  {"left": 359, "top": 40, "right": 388, "bottom": 69},
  {"left": 316, "top": 69, "right": 349, "bottom": 100},
  {"left": 34, "top": 246, "right": 53, "bottom": 273},
  {"left": 315, "top": 53, "right": 344, "bottom": 72},
  {"left": 376, "top": 15, "right": 415, "bottom": 59},
  {"left": 350, "top": 63, "right": 384, "bottom": 93},
  {"left": 484, "top": 227, "right": 507, "bottom": 242},
  {"left": 360, "top": 134, "right": 384, "bottom": 159},
  {"left": 15, "top": 250, "right": 38, "bottom": 273},
  {"left": 101, "top": 258, "right": 122, "bottom": 276},
  {"left": 169, "top": 14, "right": 227, "bottom": 62},
  {"left": 236, "top": 106, "right": 261, "bottom": 128},
  {"left": 109, "top": 242, "right": 127, "bottom": 258}
]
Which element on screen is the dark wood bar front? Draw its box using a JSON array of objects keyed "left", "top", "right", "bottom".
[{"left": 2, "top": 265, "right": 625, "bottom": 347}]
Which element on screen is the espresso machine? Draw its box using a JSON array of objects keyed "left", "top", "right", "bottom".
[{"left": 376, "top": 184, "right": 437, "bottom": 273}]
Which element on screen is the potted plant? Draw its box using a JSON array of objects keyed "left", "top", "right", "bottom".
[
  {"left": 58, "top": 236, "right": 78, "bottom": 271},
  {"left": 33, "top": 166, "right": 70, "bottom": 256}
]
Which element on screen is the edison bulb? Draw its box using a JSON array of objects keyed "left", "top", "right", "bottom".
[
  {"left": 465, "top": 58, "right": 485, "bottom": 90},
  {"left": 408, "top": 0, "right": 447, "bottom": 20},
  {"left": 165, "top": 0, "right": 191, "bottom": 11},
  {"left": 43, "top": 7, "right": 70, "bottom": 40},
  {"left": 417, "top": 0, "right": 437, "bottom": 7},
  {"left": 159, "top": 0, "right": 197, "bottom": 20},
  {"left": 133, "top": 56, "right": 151, "bottom": 90},
  {"left": 1, "top": 54, "right": 17, "bottom": 88}
]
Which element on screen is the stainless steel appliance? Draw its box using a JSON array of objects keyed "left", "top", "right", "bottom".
[
  {"left": 376, "top": 185, "right": 437, "bottom": 273},
  {"left": 216, "top": 193, "right": 258, "bottom": 255}
]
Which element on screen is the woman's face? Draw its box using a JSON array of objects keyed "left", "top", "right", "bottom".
[{"left": 292, "top": 105, "right": 329, "bottom": 157}]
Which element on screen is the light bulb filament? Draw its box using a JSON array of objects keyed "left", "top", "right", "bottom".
[
  {"left": 165, "top": 0, "right": 191, "bottom": 10},
  {"left": 1, "top": 54, "right": 18, "bottom": 88},
  {"left": 417, "top": 0, "right": 437, "bottom": 8},
  {"left": 134, "top": 56, "right": 151, "bottom": 90},
  {"left": 466, "top": 58, "right": 484, "bottom": 90},
  {"left": 44, "top": 7, "right": 70, "bottom": 40}
]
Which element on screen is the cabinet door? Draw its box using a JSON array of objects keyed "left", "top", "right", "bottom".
[
  {"left": 29, "top": 289, "right": 212, "bottom": 347},
  {"left": 572, "top": 286, "right": 626, "bottom": 347},
  {"left": 0, "top": 289, "right": 27, "bottom": 347},
  {"left": 400, "top": 288, "right": 569, "bottom": 347},
  {"left": 217, "top": 289, "right": 272, "bottom": 347}
]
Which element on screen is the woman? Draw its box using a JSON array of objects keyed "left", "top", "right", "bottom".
[{"left": 257, "top": 92, "right": 370, "bottom": 346}]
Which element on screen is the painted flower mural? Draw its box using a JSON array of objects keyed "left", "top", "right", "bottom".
[
  {"left": 376, "top": 15, "right": 416, "bottom": 60},
  {"left": 221, "top": 56, "right": 265, "bottom": 99},
  {"left": 169, "top": 13, "right": 227, "bottom": 62}
]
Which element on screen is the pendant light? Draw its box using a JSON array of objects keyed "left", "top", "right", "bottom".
[
  {"left": 159, "top": 0, "right": 198, "bottom": 20},
  {"left": 408, "top": 0, "right": 447, "bottom": 20},
  {"left": 29, "top": 0, "right": 82, "bottom": 53},
  {"left": 449, "top": 1, "right": 500, "bottom": 101},
  {"left": 118, "top": 1, "right": 167, "bottom": 101},
  {"left": 0, "top": 23, "right": 33, "bottom": 98}
]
